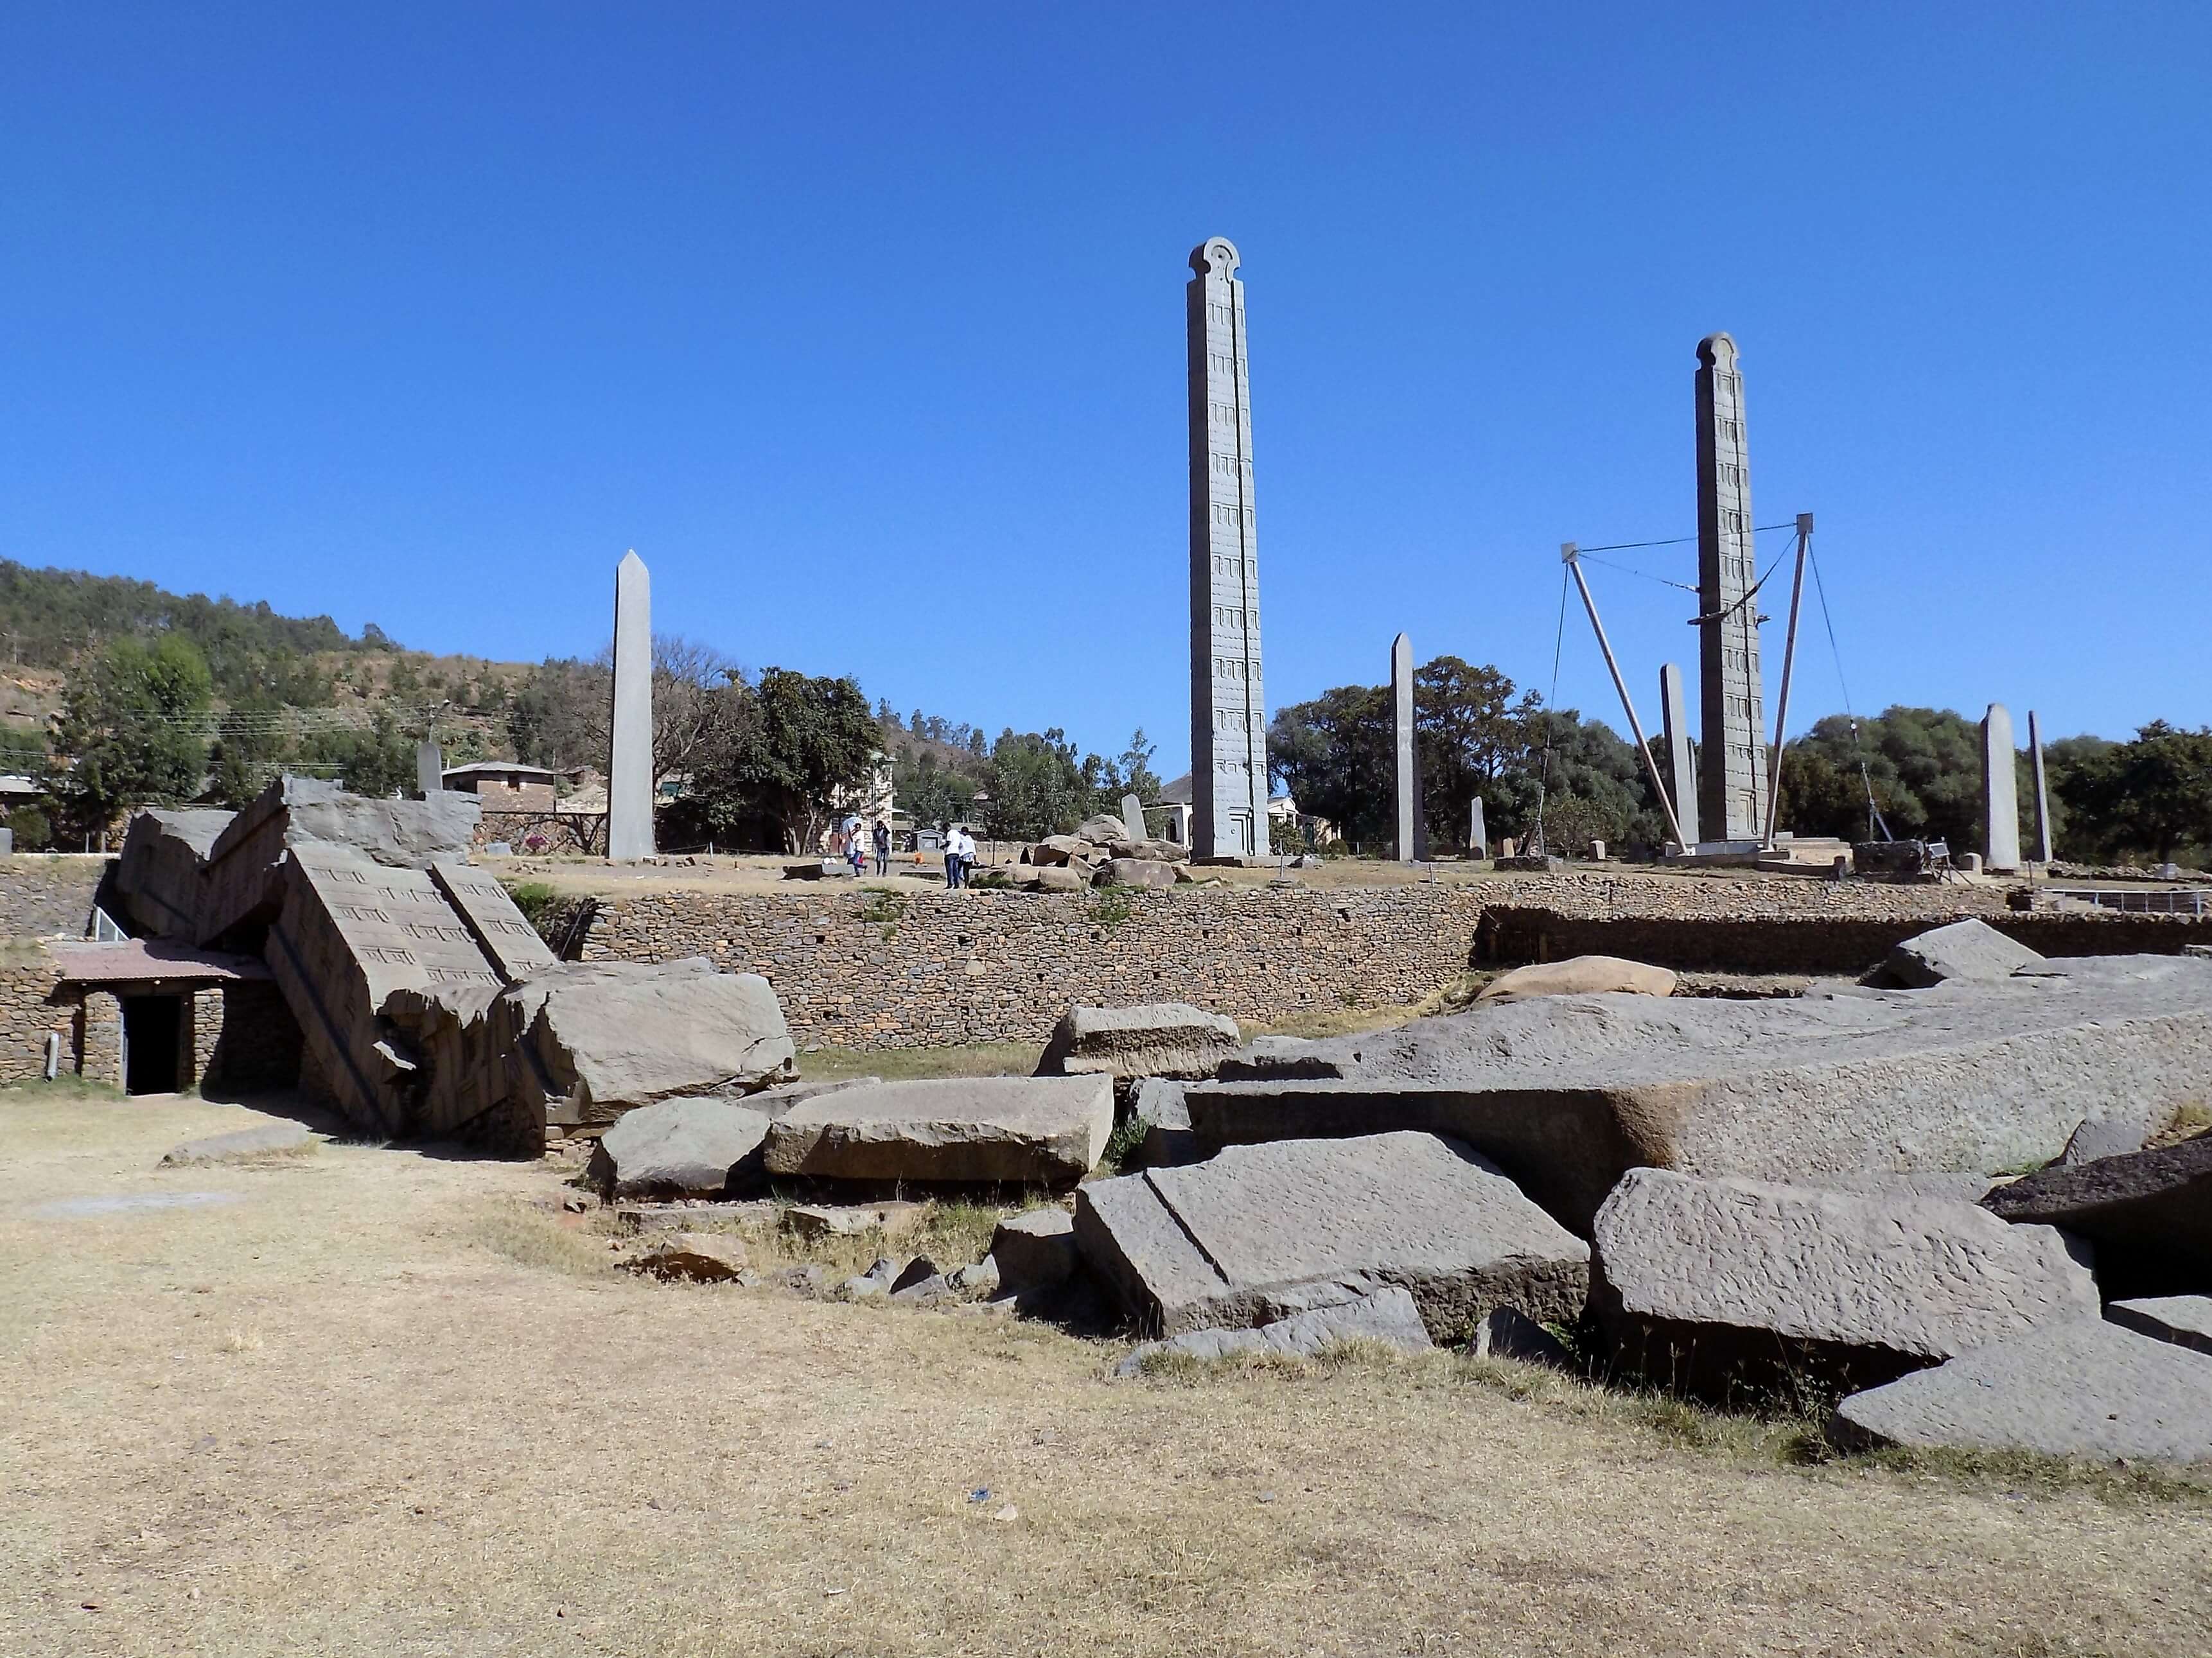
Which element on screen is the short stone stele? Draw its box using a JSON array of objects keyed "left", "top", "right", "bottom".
[{"left": 763, "top": 1076, "right": 1114, "bottom": 1185}]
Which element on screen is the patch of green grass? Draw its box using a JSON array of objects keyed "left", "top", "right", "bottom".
[
  {"left": 500, "top": 880, "right": 568, "bottom": 944},
  {"left": 800, "top": 1042, "right": 1040, "bottom": 1083},
  {"left": 1087, "top": 887, "right": 1134, "bottom": 930},
  {"left": 1, "top": 1072, "right": 125, "bottom": 1103},
  {"left": 858, "top": 888, "right": 908, "bottom": 936},
  {"left": 1095, "top": 1114, "right": 1150, "bottom": 1177}
]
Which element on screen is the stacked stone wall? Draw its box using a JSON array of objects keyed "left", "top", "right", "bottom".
[
  {"left": 0, "top": 855, "right": 107, "bottom": 939},
  {"left": 579, "top": 873, "right": 2212, "bottom": 1049},
  {"left": 0, "top": 948, "right": 66, "bottom": 1082}
]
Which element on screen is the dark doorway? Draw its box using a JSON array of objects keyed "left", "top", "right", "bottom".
[{"left": 123, "top": 995, "right": 183, "bottom": 1095}]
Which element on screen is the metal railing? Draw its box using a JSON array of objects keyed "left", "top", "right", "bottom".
[{"left": 2046, "top": 887, "right": 2212, "bottom": 915}]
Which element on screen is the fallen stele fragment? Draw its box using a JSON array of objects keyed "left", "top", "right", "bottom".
[
  {"left": 1593, "top": 1167, "right": 2099, "bottom": 1395},
  {"left": 1830, "top": 1319, "right": 2212, "bottom": 1464},
  {"left": 762, "top": 1075, "right": 1114, "bottom": 1184},
  {"left": 1073, "top": 1131, "right": 1588, "bottom": 1338}
]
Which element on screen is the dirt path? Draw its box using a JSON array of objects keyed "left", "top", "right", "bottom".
[{"left": 3, "top": 1093, "right": 2206, "bottom": 1657}]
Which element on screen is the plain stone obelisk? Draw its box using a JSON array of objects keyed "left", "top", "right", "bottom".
[
  {"left": 2028, "top": 710, "right": 2054, "bottom": 865},
  {"left": 1120, "top": 791, "right": 1146, "bottom": 844},
  {"left": 415, "top": 740, "right": 443, "bottom": 799},
  {"left": 1694, "top": 333, "right": 1769, "bottom": 842},
  {"left": 1188, "top": 237, "right": 1268, "bottom": 860},
  {"left": 1391, "top": 632, "right": 1425, "bottom": 861},
  {"left": 1469, "top": 795, "right": 1488, "bottom": 859},
  {"left": 1658, "top": 661, "right": 1701, "bottom": 848},
  {"left": 608, "top": 550, "right": 656, "bottom": 862},
  {"left": 1981, "top": 702, "right": 2021, "bottom": 873}
]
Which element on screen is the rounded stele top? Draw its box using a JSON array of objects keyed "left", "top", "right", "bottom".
[
  {"left": 1697, "top": 332, "right": 1739, "bottom": 369},
  {"left": 1189, "top": 237, "right": 1242, "bottom": 278}
]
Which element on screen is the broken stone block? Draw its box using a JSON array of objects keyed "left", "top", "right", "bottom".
[
  {"left": 1073, "top": 1131, "right": 1589, "bottom": 1339},
  {"left": 1831, "top": 1320, "right": 2212, "bottom": 1463},
  {"left": 780, "top": 1200, "right": 929, "bottom": 1243},
  {"left": 619, "top": 1232, "right": 750, "bottom": 1282},
  {"left": 115, "top": 807, "right": 235, "bottom": 940},
  {"left": 1107, "top": 838, "right": 1191, "bottom": 864},
  {"left": 1184, "top": 963, "right": 2212, "bottom": 1231},
  {"left": 1037, "top": 1004, "right": 1242, "bottom": 1083},
  {"left": 502, "top": 959, "right": 797, "bottom": 1131},
  {"left": 158, "top": 1122, "right": 315, "bottom": 1165},
  {"left": 584, "top": 1097, "right": 771, "bottom": 1200},
  {"left": 988, "top": 1207, "right": 1078, "bottom": 1294},
  {"left": 2105, "top": 1296, "right": 2212, "bottom": 1356},
  {"left": 1076, "top": 814, "right": 1129, "bottom": 846},
  {"left": 1866, "top": 918, "right": 2042, "bottom": 989},
  {"left": 1028, "top": 835, "right": 1090, "bottom": 867},
  {"left": 1980, "top": 1132, "right": 2212, "bottom": 1296},
  {"left": 615, "top": 1201, "right": 778, "bottom": 1235},
  {"left": 1469, "top": 1306, "right": 1575, "bottom": 1368},
  {"left": 1094, "top": 858, "right": 1176, "bottom": 891},
  {"left": 947, "top": 1259, "right": 1000, "bottom": 1296},
  {"left": 1033, "top": 866, "right": 1087, "bottom": 893},
  {"left": 1131, "top": 1077, "right": 1197, "bottom": 1166},
  {"left": 1114, "top": 1286, "right": 1434, "bottom": 1375},
  {"left": 762, "top": 1076, "right": 1114, "bottom": 1185},
  {"left": 839, "top": 1256, "right": 900, "bottom": 1300},
  {"left": 1593, "top": 1169, "right": 2100, "bottom": 1395},
  {"left": 1476, "top": 956, "right": 1678, "bottom": 1003},
  {"left": 2058, "top": 1103, "right": 2166, "bottom": 1167}
]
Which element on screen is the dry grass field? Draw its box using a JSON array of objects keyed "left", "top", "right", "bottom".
[{"left": 4, "top": 1090, "right": 2209, "bottom": 1658}]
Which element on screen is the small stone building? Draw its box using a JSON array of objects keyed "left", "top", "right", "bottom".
[{"left": 46, "top": 939, "right": 302, "bottom": 1096}]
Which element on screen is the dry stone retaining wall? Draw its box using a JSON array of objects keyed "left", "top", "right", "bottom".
[
  {"left": 0, "top": 948, "right": 66, "bottom": 1083},
  {"left": 578, "top": 872, "right": 2210, "bottom": 1049}
]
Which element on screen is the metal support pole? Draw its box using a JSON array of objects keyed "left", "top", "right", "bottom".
[
  {"left": 1561, "top": 544, "right": 1689, "bottom": 851},
  {"left": 1761, "top": 512, "right": 1813, "bottom": 847}
]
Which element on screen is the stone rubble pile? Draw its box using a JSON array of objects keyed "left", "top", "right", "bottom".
[
  {"left": 591, "top": 957, "right": 2212, "bottom": 1468},
  {"left": 1015, "top": 814, "right": 1189, "bottom": 891}
]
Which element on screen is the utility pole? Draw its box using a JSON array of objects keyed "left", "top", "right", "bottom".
[
  {"left": 1760, "top": 513, "right": 1814, "bottom": 848},
  {"left": 1562, "top": 544, "right": 1689, "bottom": 851}
]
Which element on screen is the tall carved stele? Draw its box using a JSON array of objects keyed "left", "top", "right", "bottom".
[
  {"left": 1694, "top": 333, "right": 1769, "bottom": 843},
  {"left": 607, "top": 550, "right": 656, "bottom": 862},
  {"left": 1188, "top": 236, "right": 1268, "bottom": 859}
]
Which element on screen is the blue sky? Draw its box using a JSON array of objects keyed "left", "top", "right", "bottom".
[{"left": 4, "top": 4, "right": 2208, "bottom": 772}]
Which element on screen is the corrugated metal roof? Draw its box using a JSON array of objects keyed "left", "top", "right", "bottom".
[{"left": 49, "top": 939, "right": 272, "bottom": 986}]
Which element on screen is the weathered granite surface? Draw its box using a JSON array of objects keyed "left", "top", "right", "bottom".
[
  {"left": 1191, "top": 957, "right": 2212, "bottom": 1230},
  {"left": 1036, "top": 1002, "right": 1241, "bottom": 1081},
  {"left": 763, "top": 1075, "right": 1113, "bottom": 1184},
  {"left": 1593, "top": 1168, "right": 2098, "bottom": 1394},
  {"left": 586, "top": 1095, "right": 773, "bottom": 1199},
  {"left": 1073, "top": 1131, "right": 1589, "bottom": 1338},
  {"left": 1832, "top": 1320, "right": 2212, "bottom": 1463},
  {"left": 1867, "top": 918, "right": 2041, "bottom": 988}
]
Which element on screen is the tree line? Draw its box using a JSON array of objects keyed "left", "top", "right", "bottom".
[{"left": 1269, "top": 657, "right": 2212, "bottom": 868}]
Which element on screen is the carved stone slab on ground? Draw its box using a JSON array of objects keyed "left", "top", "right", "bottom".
[
  {"left": 586, "top": 1096, "right": 773, "bottom": 1199},
  {"left": 1980, "top": 1131, "right": 2212, "bottom": 1296},
  {"left": 1832, "top": 1319, "right": 2212, "bottom": 1463},
  {"left": 1114, "top": 1286, "right": 1433, "bottom": 1375},
  {"left": 1188, "top": 958, "right": 2212, "bottom": 1230},
  {"left": 762, "top": 1074, "right": 1114, "bottom": 1184},
  {"left": 1073, "top": 1131, "right": 1590, "bottom": 1338},
  {"left": 1037, "top": 1003, "right": 1242, "bottom": 1082},
  {"left": 1593, "top": 1168, "right": 2100, "bottom": 1393}
]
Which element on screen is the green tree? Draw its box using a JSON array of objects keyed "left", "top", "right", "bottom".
[
  {"left": 54, "top": 634, "right": 214, "bottom": 833},
  {"left": 1414, "top": 656, "right": 1540, "bottom": 850},
  {"left": 1269, "top": 683, "right": 1392, "bottom": 850},
  {"left": 690, "top": 668, "right": 876, "bottom": 853},
  {"left": 2103, "top": 722, "right": 2212, "bottom": 863},
  {"left": 893, "top": 747, "right": 977, "bottom": 830},
  {"left": 985, "top": 728, "right": 1086, "bottom": 841},
  {"left": 300, "top": 709, "right": 416, "bottom": 798}
]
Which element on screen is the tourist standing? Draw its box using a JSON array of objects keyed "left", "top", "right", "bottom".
[
  {"left": 942, "top": 824, "right": 961, "bottom": 889},
  {"left": 872, "top": 819, "right": 891, "bottom": 877}
]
